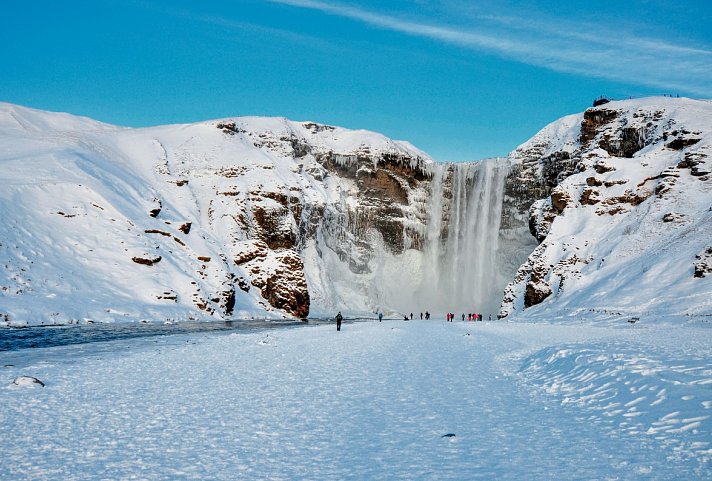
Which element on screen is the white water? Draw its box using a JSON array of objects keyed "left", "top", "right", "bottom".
[
  {"left": 304, "top": 158, "right": 511, "bottom": 318},
  {"left": 417, "top": 158, "right": 509, "bottom": 317}
]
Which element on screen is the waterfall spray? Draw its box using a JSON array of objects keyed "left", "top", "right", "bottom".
[{"left": 418, "top": 158, "right": 509, "bottom": 317}]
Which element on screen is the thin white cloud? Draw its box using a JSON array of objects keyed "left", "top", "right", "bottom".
[{"left": 268, "top": 0, "right": 712, "bottom": 97}]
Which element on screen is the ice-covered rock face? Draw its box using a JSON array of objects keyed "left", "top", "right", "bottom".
[{"left": 499, "top": 97, "right": 712, "bottom": 321}]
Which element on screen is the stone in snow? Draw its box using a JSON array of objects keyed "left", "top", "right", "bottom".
[{"left": 12, "top": 376, "right": 45, "bottom": 388}]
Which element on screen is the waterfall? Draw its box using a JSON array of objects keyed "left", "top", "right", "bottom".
[
  {"left": 304, "top": 156, "right": 511, "bottom": 318},
  {"left": 418, "top": 158, "right": 509, "bottom": 317}
]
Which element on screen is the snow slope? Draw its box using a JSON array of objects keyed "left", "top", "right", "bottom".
[
  {"left": 1, "top": 319, "right": 709, "bottom": 480},
  {"left": 502, "top": 97, "right": 712, "bottom": 323},
  {"left": 2, "top": 97, "right": 711, "bottom": 326},
  {"left": 0, "top": 102, "right": 433, "bottom": 324}
]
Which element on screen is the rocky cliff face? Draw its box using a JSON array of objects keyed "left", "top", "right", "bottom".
[
  {"left": 218, "top": 124, "right": 435, "bottom": 317},
  {"left": 498, "top": 97, "right": 712, "bottom": 321}
]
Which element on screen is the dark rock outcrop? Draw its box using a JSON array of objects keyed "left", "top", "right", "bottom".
[
  {"left": 132, "top": 254, "right": 162, "bottom": 266},
  {"left": 694, "top": 247, "right": 712, "bottom": 278},
  {"left": 524, "top": 270, "right": 552, "bottom": 308}
]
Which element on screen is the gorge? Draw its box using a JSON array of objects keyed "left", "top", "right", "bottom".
[{"left": 0, "top": 97, "right": 710, "bottom": 326}]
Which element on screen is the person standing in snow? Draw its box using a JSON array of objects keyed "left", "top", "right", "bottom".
[
  {"left": 461, "top": 313, "right": 465, "bottom": 321},
  {"left": 335, "top": 311, "right": 343, "bottom": 331},
  {"left": 410, "top": 313, "right": 413, "bottom": 320},
  {"left": 420, "top": 312, "right": 423, "bottom": 320},
  {"left": 378, "top": 312, "right": 383, "bottom": 322}
]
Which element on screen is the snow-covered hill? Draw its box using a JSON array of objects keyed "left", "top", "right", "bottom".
[
  {"left": 1, "top": 97, "right": 711, "bottom": 326},
  {"left": 0, "top": 102, "right": 436, "bottom": 324},
  {"left": 500, "top": 97, "right": 712, "bottom": 324}
]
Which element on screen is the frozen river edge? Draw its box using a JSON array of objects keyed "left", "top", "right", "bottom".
[{"left": 1, "top": 319, "right": 710, "bottom": 480}]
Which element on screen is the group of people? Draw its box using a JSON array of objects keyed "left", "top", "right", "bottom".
[
  {"left": 335, "top": 310, "right": 489, "bottom": 330},
  {"left": 446, "top": 312, "right": 490, "bottom": 322}
]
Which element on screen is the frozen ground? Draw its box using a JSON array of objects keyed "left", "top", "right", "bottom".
[{"left": 1, "top": 319, "right": 710, "bottom": 480}]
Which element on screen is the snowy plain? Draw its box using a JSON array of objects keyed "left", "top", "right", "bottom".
[{"left": 1, "top": 317, "right": 710, "bottom": 480}]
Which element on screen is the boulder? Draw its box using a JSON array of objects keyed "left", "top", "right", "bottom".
[
  {"left": 550, "top": 188, "right": 572, "bottom": 213},
  {"left": 178, "top": 222, "right": 192, "bottom": 234},
  {"left": 524, "top": 279, "right": 552, "bottom": 308},
  {"left": 662, "top": 212, "right": 685, "bottom": 223},
  {"left": 580, "top": 187, "right": 601, "bottom": 205},
  {"left": 132, "top": 254, "right": 162, "bottom": 266}
]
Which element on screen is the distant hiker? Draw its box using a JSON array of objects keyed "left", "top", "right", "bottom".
[
  {"left": 478, "top": 314, "right": 483, "bottom": 322},
  {"left": 461, "top": 313, "right": 465, "bottom": 321},
  {"left": 446, "top": 313, "right": 450, "bottom": 322},
  {"left": 404, "top": 314, "right": 408, "bottom": 321},
  {"left": 410, "top": 313, "right": 413, "bottom": 320},
  {"left": 488, "top": 314, "right": 491, "bottom": 321},
  {"left": 425, "top": 311, "right": 430, "bottom": 320},
  {"left": 420, "top": 312, "right": 423, "bottom": 320},
  {"left": 335, "top": 311, "right": 343, "bottom": 331},
  {"left": 468, "top": 313, "right": 471, "bottom": 321},
  {"left": 378, "top": 312, "right": 383, "bottom": 322}
]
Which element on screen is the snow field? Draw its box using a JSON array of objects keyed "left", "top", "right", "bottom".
[
  {"left": 520, "top": 336, "right": 712, "bottom": 465},
  {"left": 2, "top": 319, "right": 709, "bottom": 480}
]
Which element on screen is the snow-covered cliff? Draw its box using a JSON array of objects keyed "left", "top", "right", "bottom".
[
  {"left": 500, "top": 97, "right": 712, "bottom": 323},
  {"left": 1, "top": 102, "right": 521, "bottom": 325},
  {"left": 0, "top": 103, "right": 439, "bottom": 324},
  {"left": 2, "top": 97, "right": 710, "bottom": 326}
]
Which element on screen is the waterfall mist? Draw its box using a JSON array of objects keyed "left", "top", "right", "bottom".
[
  {"left": 304, "top": 157, "right": 512, "bottom": 319},
  {"left": 417, "top": 158, "right": 510, "bottom": 318}
]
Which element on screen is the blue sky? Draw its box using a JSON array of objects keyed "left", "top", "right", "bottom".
[{"left": 2, "top": 0, "right": 710, "bottom": 161}]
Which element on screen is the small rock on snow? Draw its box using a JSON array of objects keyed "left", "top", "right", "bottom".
[{"left": 12, "top": 376, "right": 45, "bottom": 388}]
